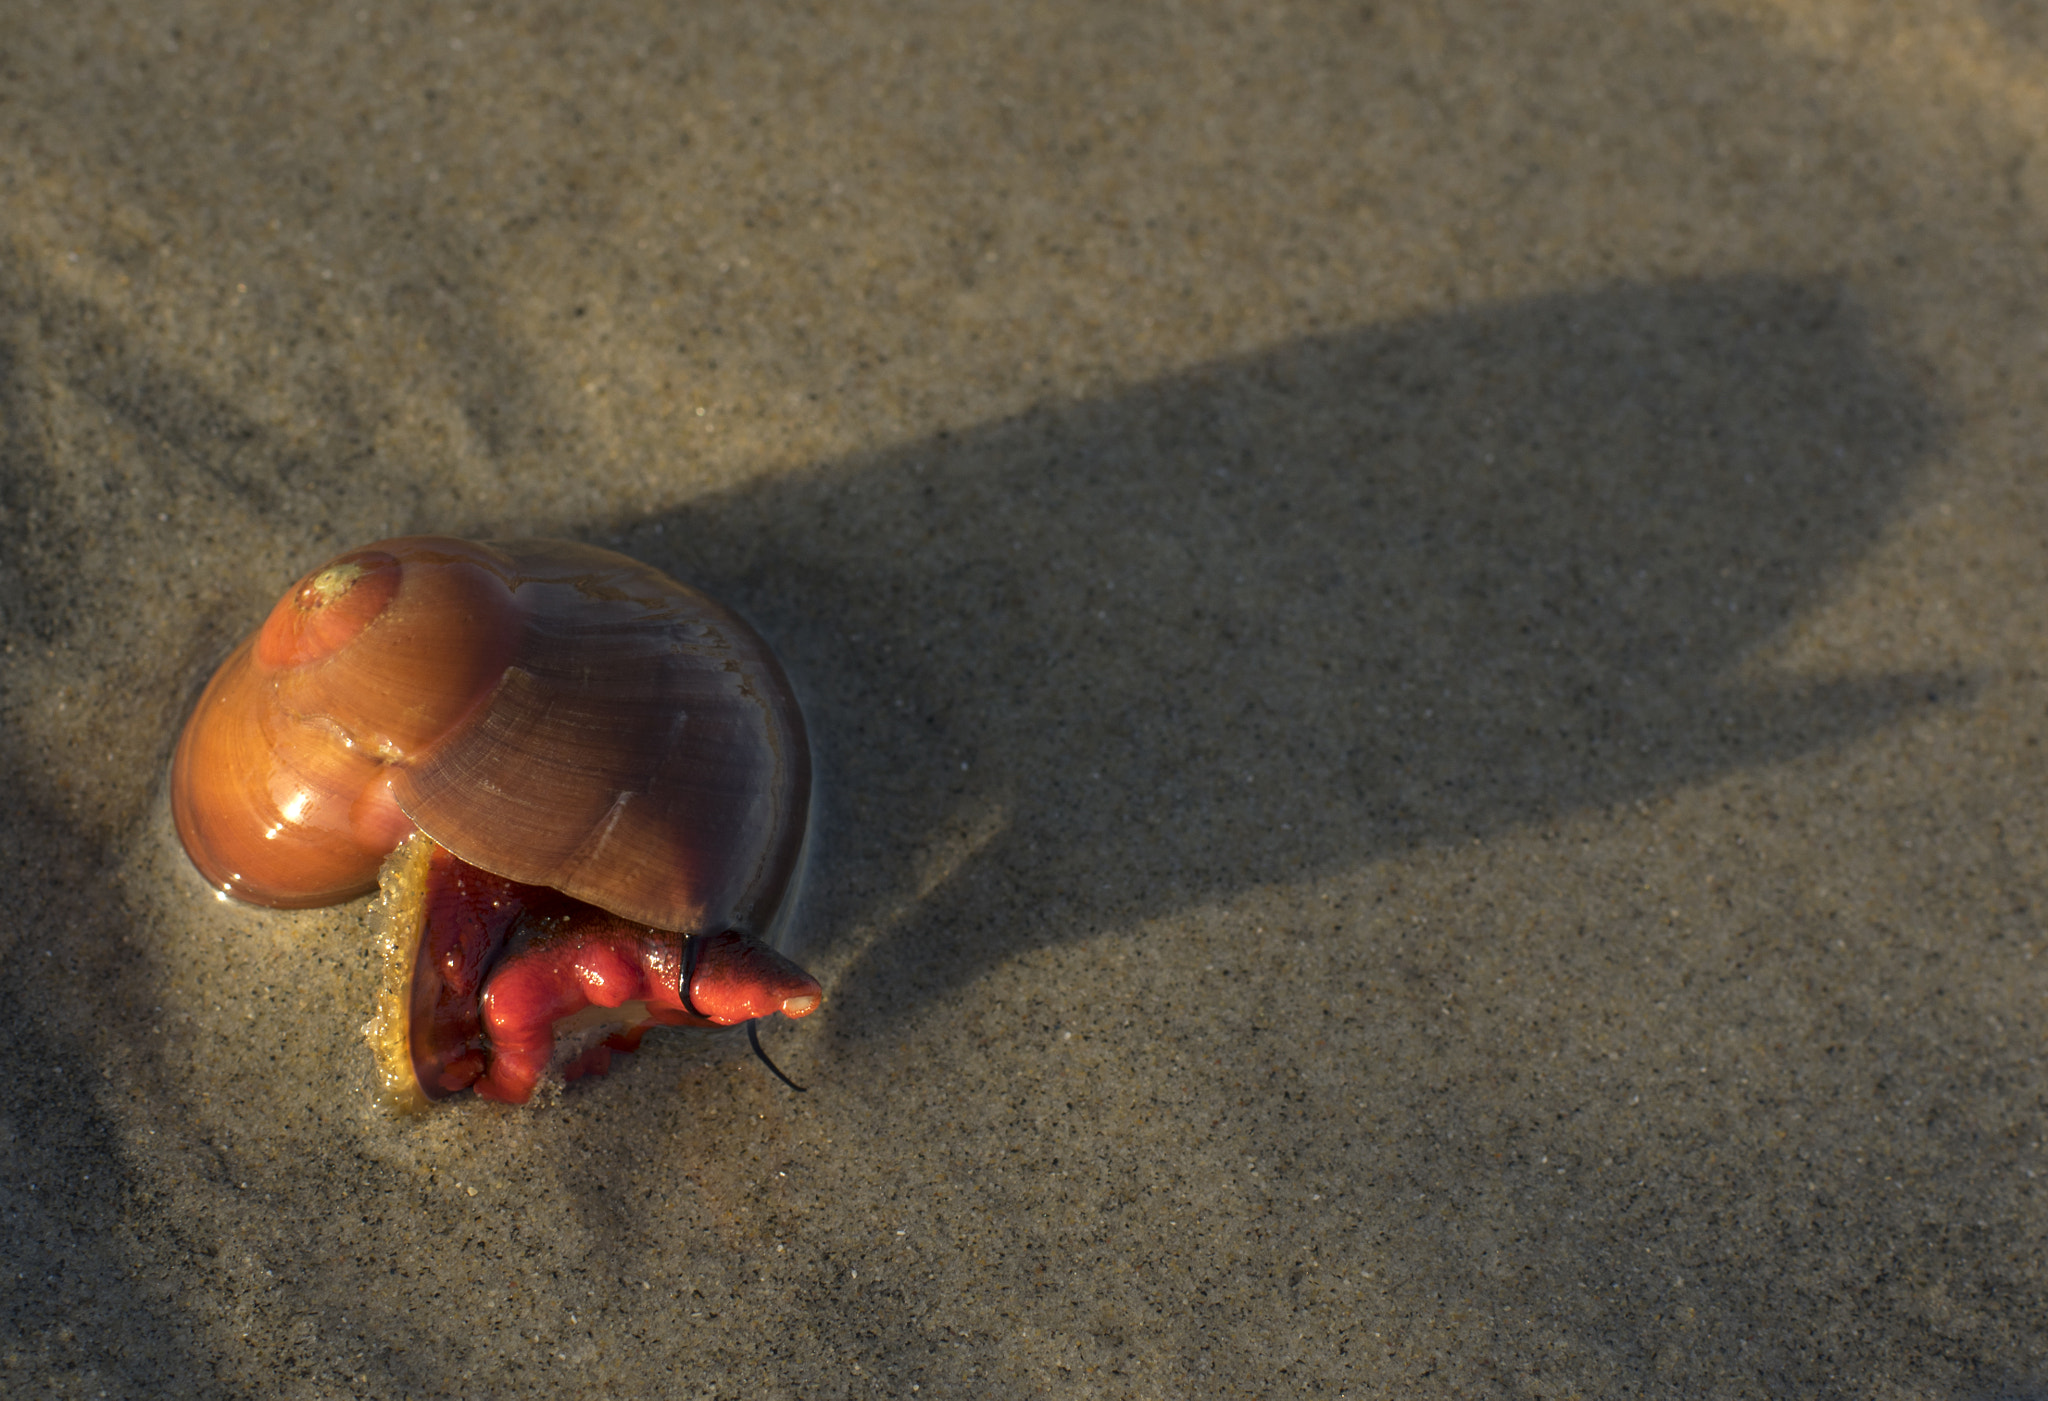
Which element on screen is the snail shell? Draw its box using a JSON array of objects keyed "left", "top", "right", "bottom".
[{"left": 170, "top": 536, "right": 811, "bottom": 943}]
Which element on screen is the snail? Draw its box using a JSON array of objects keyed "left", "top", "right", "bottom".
[{"left": 170, "top": 536, "right": 823, "bottom": 1110}]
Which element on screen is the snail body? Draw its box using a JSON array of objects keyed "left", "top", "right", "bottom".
[{"left": 171, "top": 536, "right": 822, "bottom": 1108}]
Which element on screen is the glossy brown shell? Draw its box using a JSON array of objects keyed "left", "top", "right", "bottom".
[{"left": 170, "top": 536, "right": 810, "bottom": 938}]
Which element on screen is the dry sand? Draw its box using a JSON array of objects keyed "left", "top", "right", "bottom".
[{"left": 4, "top": 0, "right": 2047, "bottom": 1395}]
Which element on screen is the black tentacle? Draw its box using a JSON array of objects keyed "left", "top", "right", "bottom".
[{"left": 747, "top": 1018, "right": 808, "bottom": 1093}]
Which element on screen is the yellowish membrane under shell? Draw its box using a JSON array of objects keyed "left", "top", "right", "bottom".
[{"left": 361, "top": 831, "right": 435, "bottom": 1114}]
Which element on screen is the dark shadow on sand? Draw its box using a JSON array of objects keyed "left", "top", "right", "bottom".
[{"left": 618, "top": 273, "right": 1944, "bottom": 1021}]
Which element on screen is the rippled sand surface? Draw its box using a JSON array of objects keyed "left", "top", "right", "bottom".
[{"left": 5, "top": 2, "right": 2047, "bottom": 1395}]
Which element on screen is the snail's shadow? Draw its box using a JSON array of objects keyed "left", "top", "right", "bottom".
[
  {"left": 624, "top": 273, "right": 1945, "bottom": 1024},
  {"left": 604, "top": 277, "right": 1972, "bottom": 1392}
]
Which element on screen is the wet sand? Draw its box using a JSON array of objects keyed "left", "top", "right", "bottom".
[{"left": 4, "top": 1, "right": 2047, "bottom": 1395}]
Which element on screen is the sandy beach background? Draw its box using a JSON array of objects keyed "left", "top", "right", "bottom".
[{"left": 4, "top": 1, "right": 2047, "bottom": 1395}]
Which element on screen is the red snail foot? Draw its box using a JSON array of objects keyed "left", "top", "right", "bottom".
[{"left": 365, "top": 834, "right": 823, "bottom": 1111}]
